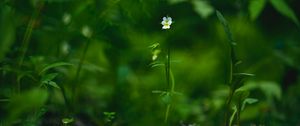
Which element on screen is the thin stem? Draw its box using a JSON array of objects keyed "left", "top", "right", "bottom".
[
  {"left": 170, "top": 69, "right": 175, "bottom": 93},
  {"left": 164, "top": 43, "right": 174, "bottom": 123},
  {"left": 225, "top": 52, "right": 234, "bottom": 126},
  {"left": 236, "top": 98, "right": 241, "bottom": 126},
  {"left": 71, "top": 38, "right": 91, "bottom": 110},
  {"left": 224, "top": 88, "right": 234, "bottom": 126},
  {"left": 165, "top": 47, "right": 170, "bottom": 91},
  {"left": 164, "top": 104, "right": 171, "bottom": 123},
  {"left": 17, "top": 3, "right": 44, "bottom": 94}
]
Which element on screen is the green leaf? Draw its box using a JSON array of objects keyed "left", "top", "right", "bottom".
[
  {"left": 242, "top": 98, "right": 258, "bottom": 110},
  {"left": 42, "top": 73, "right": 58, "bottom": 82},
  {"left": 62, "top": 117, "right": 74, "bottom": 124},
  {"left": 39, "top": 62, "right": 73, "bottom": 75},
  {"left": 269, "top": 0, "right": 299, "bottom": 26},
  {"left": 48, "top": 81, "right": 60, "bottom": 89},
  {"left": 249, "top": 0, "right": 266, "bottom": 20},
  {"left": 216, "top": 10, "right": 236, "bottom": 46},
  {"left": 7, "top": 88, "right": 48, "bottom": 123},
  {"left": 229, "top": 105, "right": 237, "bottom": 126},
  {"left": 232, "top": 73, "right": 254, "bottom": 90},
  {"left": 192, "top": 0, "right": 214, "bottom": 19},
  {"left": 234, "top": 89, "right": 250, "bottom": 100},
  {"left": 259, "top": 81, "right": 282, "bottom": 100},
  {"left": 168, "top": 0, "right": 186, "bottom": 4},
  {"left": 0, "top": 5, "right": 15, "bottom": 60},
  {"left": 161, "top": 93, "right": 172, "bottom": 105}
]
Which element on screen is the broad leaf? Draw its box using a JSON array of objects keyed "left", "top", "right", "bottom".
[
  {"left": 242, "top": 98, "right": 258, "bottom": 110},
  {"left": 249, "top": 0, "right": 266, "bottom": 20},
  {"left": 48, "top": 81, "right": 60, "bottom": 89},
  {"left": 270, "top": 0, "right": 299, "bottom": 26},
  {"left": 7, "top": 88, "right": 48, "bottom": 123},
  {"left": 193, "top": 0, "right": 214, "bottom": 19}
]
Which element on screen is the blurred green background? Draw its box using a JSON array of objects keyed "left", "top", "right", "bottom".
[{"left": 0, "top": 0, "right": 300, "bottom": 125}]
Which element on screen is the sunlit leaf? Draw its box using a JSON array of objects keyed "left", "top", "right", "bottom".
[
  {"left": 270, "top": 0, "right": 299, "bottom": 26},
  {"left": 39, "top": 62, "right": 73, "bottom": 75},
  {"left": 193, "top": 0, "right": 214, "bottom": 19},
  {"left": 249, "top": 0, "right": 266, "bottom": 20},
  {"left": 62, "top": 117, "right": 74, "bottom": 124},
  {"left": 242, "top": 98, "right": 258, "bottom": 110},
  {"left": 48, "top": 81, "right": 60, "bottom": 89},
  {"left": 259, "top": 81, "right": 282, "bottom": 100},
  {"left": 7, "top": 88, "right": 48, "bottom": 123}
]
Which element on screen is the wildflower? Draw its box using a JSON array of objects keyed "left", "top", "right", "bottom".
[{"left": 161, "top": 16, "right": 173, "bottom": 29}]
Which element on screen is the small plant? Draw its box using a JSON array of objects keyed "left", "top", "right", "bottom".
[
  {"left": 151, "top": 16, "right": 181, "bottom": 123},
  {"left": 216, "top": 11, "right": 258, "bottom": 126},
  {"left": 103, "top": 112, "right": 116, "bottom": 125},
  {"left": 62, "top": 117, "right": 74, "bottom": 126}
]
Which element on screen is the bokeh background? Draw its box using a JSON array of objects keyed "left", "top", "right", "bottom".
[{"left": 0, "top": 0, "right": 300, "bottom": 125}]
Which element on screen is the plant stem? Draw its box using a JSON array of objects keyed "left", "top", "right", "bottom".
[
  {"left": 164, "top": 104, "right": 171, "bottom": 123},
  {"left": 236, "top": 97, "right": 241, "bottom": 126},
  {"left": 165, "top": 46, "right": 170, "bottom": 91},
  {"left": 225, "top": 60, "right": 234, "bottom": 126},
  {"left": 17, "top": 3, "right": 43, "bottom": 94},
  {"left": 71, "top": 38, "right": 91, "bottom": 110},
  {"left": 164, "top": 43, "right": 175, "bottom": 123}
]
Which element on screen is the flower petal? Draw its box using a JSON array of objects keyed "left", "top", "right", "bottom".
[
  {"left": 163, "top": 17, "right": 167, "bottom": 21},
  {"left": 162, "top": 25, "right": 170, "bottom": 29}
]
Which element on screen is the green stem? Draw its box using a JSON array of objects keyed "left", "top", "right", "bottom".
[
  {"left": 225, "top": 88, "right": 234, "bottom": 126},
  {"left": 17, "top": 3, "right": 43, "bottom": 94},
  {"left": 164, "top": 44, "right": 176, "bottom": 123},
  {"left": 164, "top": 104, "right": 171, "bottom": 123},
  {"left": 236, "top": 97, "right": 241, "bottom": 126},
  {"left": 225, "top": 52, "right": 234, "bottom": 126},
  {"left": 165, "top": 46, "right": 170, "bottom": 91},
  {"left": 71, "top": 38, "right": 91, "bottom": 110},
  {"left": 170, "top": 69, "right": 175, "bottom": 93}
]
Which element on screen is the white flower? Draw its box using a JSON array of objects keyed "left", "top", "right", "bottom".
[{"left": 161, "top": 16, "right": 172, "bottom": 29}]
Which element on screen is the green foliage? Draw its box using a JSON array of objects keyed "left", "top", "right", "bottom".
[
  {"left": 269, "top": 0, "right": 299, "bottom": 26},
  {"left": 0, "top": 5, "right": 15, "bottom": 61},
  {"left": 103, "top": 112, "right": 116, "bottom": 123},
  {"left": 249, "top": 0, "right": 266, "bottom": 20},
  {"left": 192, "top": 0, "right": 214, "bottom": 19},
  {"left": 0, "top": 0, "right": 299, "bottom": 125},
  {"left": 39, "top": 62, "right": 73, "bottom": 75},
  {"left": 40, "top": 73, "right": 60, "bottom": 89},
  {"left": 6, "top": 88, "right": 48, "bottom": 124},
  {"left": 248, "top": 0, "right": 299, "bottom": 26},
  {"left": 61, "top": 117, "right": 74, "bottom": 125}
]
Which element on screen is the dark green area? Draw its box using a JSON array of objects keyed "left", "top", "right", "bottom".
[{"left": 0, "top": 0, "right": 300, "bottom": 125}]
